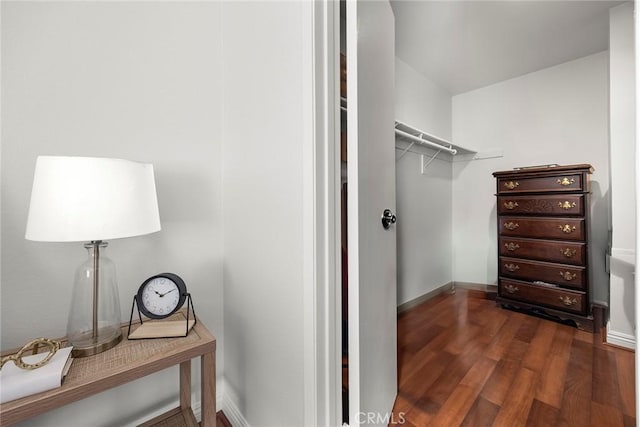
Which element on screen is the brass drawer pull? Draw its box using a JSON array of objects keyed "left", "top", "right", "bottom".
[
  {"left": 558, "top": 224, "right": 577, "bottom": 233},
  {"left": 504, "top": 263, "right": 520, "bottom": 272},
  {"left": 503, "top": 201, "right": 519, "bottom": 210},
  {"left": 559, "top": 271, "right": 577, "bottom": 281},
  {"left": 504, "top": 242, "right": 520, "bottom": 252},
  {"left": 561, "top": 248, "right": 577, "bottom": 258},
  {"left": 504, "top": 222, "right": 520, "bottom": 231},
  {"left": 557, "top": 177, "right": 575, "bottom": 186},
  {"left": 504, "top": 181, "right": 519, "bottom": 190},
  {"left": 558, "top": 201, "right": 577, "bottom": 210},
  {"left": 504, "top": 284, "right": 519, "bottom": 294},
  {"left": 559, "top": 296, "right": 578, "bottom": 306}
]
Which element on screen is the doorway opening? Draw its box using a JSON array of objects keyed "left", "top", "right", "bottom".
[
  {"left": 340, "top": 26, "right": 349, "bottom": 427},
  {"left": 339, "top": 1, "right": 349, "bottom": 423}
]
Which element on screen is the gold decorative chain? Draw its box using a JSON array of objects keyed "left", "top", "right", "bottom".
[{"left": 0, "top": 338, "right": 61, "bottom": 371}]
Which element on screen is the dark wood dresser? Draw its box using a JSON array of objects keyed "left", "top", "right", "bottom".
[{"left": 492, "top": 164, "right": 595, "bottom": 331}]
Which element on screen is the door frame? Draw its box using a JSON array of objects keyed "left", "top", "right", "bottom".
[
  {"left": 305, "top": 1, "right": 398, "bottom": 425},
  {"left": 303, "top": 0, "right": 342, "bottom": 425}
]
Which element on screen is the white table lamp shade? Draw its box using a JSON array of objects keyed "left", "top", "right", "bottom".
[
  {"left": 25, "top": 156, "right": 161, "bottom": 242},
  {"left": 25, "top": 156, "right": 161, "bottom": 357}
]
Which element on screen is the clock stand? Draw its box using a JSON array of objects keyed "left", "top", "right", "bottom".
[{"left": 127, "top": 294, "right": 196, "bottom": 340}]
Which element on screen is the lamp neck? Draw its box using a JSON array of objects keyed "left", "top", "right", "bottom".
[
  {"left": 84, "top": 241, "right": 106, "bottom": 341},
  {"left": 84, "top": 241, "right": 108, "bottom": 251}
]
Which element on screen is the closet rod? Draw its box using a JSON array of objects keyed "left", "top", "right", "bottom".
[{"left": 394, "top": 128, "right": 457, "bottom": 155}]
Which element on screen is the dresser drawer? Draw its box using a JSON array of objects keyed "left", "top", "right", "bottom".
[
  {"left": 497, "top": 173, "right": 584, "bottom": 194},
  {"left": 499, "top": 217, "right": 585, "bottom": 241},
  {"left": 499, "top": 237, "right": 586, "bottom": 265},
  {"left": 500, "top": 256, "right": 586, "bottom": 289},
  {"left": 498, "top": 194, "right": 584, "bottom": 216},
  {"left": 499, "top": 279, "right": 586, "bottom": 314}
]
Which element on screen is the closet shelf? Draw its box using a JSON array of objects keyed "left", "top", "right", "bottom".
[
  {"left": 394, "top": 120, "right": 476, "bottom": 156},
  {"left": 342, "top": 100, "right": 500, "bottom": 164}
]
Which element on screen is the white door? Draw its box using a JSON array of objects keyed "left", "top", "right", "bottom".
[{"left": 346, "top": 1, "right": 397, "bottom": 425}]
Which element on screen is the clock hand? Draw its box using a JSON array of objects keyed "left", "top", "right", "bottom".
[{"left": 159, "top": 289, "right": 177, "bottom": 297}]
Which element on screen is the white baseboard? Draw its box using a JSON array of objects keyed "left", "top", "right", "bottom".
[
  {"left": 397, "top": 282, "right": 454, "bottom": 313},
  {"left": 126, "top": 378, "right": 248, "bottom": 427},
  {"left": 397, "top": 281, "right": 494, "bottom": 314},
  {"left": 453, "top": 281, "right": 493, "bottom": 291},
  {"left": 610, "top": 247, "right": 636, "bottom": 263},
  {"left": 221, "top": 379, "right": 250, "bottom": 427},
  {"left": 606, "top": 326, "right": 636, "bottom": 350}
]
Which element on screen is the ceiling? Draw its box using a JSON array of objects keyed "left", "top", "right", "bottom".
[{"left": 390, "top": 0, "right": 625, "bottom": 95}]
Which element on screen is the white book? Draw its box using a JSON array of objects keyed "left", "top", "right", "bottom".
[{"left": 0, "top": 346, "right": 73, "bottom": 404}]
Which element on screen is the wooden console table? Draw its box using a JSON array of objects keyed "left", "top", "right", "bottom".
[{"left": 0, "top": 311, "right": 216, "bottom": 426}]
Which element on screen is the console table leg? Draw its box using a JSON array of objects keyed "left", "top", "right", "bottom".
[
  {"left": 200, "top": 352, "right": 215, "bottom": 427},
  {"left": 180, "top": 360, "right": 191, "bottom": 410}
]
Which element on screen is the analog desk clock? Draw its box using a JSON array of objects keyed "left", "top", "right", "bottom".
[{"left": 127, "top": 273, "right": 196, "bottom": 339}]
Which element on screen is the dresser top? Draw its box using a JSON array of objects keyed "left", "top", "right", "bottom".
[{"left": 492, "top": 163, "right": 594, "bottom": 177}]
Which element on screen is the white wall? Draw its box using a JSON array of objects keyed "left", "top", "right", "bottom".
[
  {"left": 221, "top": 2, "right": 312, "bottom": 426},
  {"left": 452, "top": 52, "right": 610, "bottom": 305},
  {"left": 396, "top": 58, "right": 452, "bottom": 141},
  {"left": 608, "top": 2, "right": 636, "bottom": 347},
  {"left": 395, "top": 58, "right": 454, "bottom": 305},
  {"left": 1, "top": 2, "right": 224, "bottom": 425}
]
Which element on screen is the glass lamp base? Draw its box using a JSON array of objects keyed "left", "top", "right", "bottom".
[
  {"left": 70, "top": 327, "right": 122, "bottom": 357},
  {"left": 67, "top": 241, "right": 123, "bottom": 358}
]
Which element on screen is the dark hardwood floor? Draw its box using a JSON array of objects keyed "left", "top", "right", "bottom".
[
  {"left": 391, "top": 288, "right": 635, "bottom": 426},
  {"left": 217, "top": 410, "right": 232, "bottom": 427}
]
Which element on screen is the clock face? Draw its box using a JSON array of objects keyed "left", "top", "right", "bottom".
[{"left": 137, "top": 274, "right": 187, "bottom": 319}]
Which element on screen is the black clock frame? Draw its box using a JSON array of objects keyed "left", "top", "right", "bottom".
[
  {"left": 136, "top": 273, "right": 187, "bottom": 319},
  {"left": 127, "top": 273, "right": 196, "bottom": 339}
]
